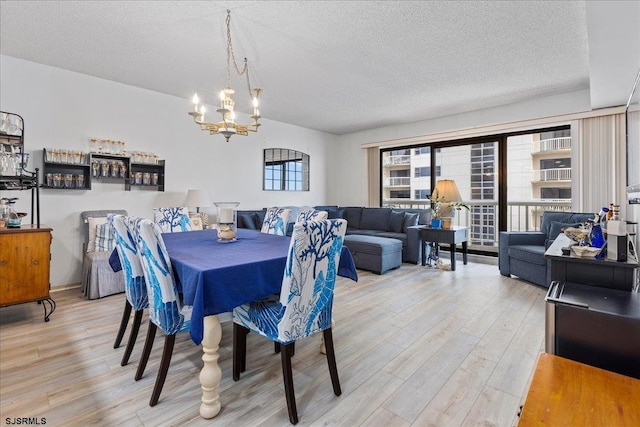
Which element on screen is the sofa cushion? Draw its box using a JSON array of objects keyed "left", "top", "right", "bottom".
[
  {"left": 548, "top": 221, "right": 582, "bottom": 241},
  {"left": 327, "top": 208, "right": 345, "bottom": 219},
  {"left": 360, "top": 208, "right": 391, "bottom": 231},
  {"left": 508, "top": 245, "right": 546, "bottom": 266},
  {"left": 403, "top": 212, "right": 419, "bottom": 233},
  {"left": 343, "top": 207, "right": 363, "bottom": 229},
  {"left": 343, "top": 235, "right": 402, "bottom": 255},
  {"left": 314, "top": 205, "right": 339, "bottom": 211},
  {"left": 239, "top": 213, "right": 259, "bottom": 230},
  {"left": 375, "top": 231, "right": 408, "bottom": 245},
  {"left": 347, "top": 229, "right": 378, "bottom": 236},
  {"left": 389, "top": 210, "right": 405, "bottom": 233},
  {"left": 540, "top": 211, "right": 593, "bottom": 238}
]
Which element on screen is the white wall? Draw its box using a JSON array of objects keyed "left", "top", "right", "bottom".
[
  {"left": 1, "top": 55, "right": 337, "bottom": 287},
  {"left": 331, "top": 90, "right": 592, "bottom": 207}
]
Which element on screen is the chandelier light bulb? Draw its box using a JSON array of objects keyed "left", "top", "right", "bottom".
[{"left": 252, "top": 97, "right": 259, "bottom": 108}]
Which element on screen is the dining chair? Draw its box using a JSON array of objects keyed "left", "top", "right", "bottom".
[
  {"left": 153, "top": 206, "right": 192, "bottom": 232},
  {"left": 110, "top": 214, "right": 149, "bottom": 366},
  {"left": 233, "top": 219, "right": 347, "bottom": 424},
  {"left": 295, "top": 208, "right": 328, "bottom": 223},
  {"left": 260, "top": 207, "right": 291, "bottom": 236},
  {"left": 133, "top": 218, "right": 192, "bottom": 407}
]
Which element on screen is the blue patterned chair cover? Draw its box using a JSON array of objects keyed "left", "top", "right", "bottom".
[
  {"left": 135, "top": 219, "right": 191, "bottom": 335},
  {"left": 295, "top": 208, "right": 328, "bottom": 223},
  {"left": 234, "top": 219, "right": 347, "bottom": 344},
  {"left": 260, "top": 207, "right": 291, "bottom": 236},
  {"left": 153, "top": 207, "right": 192, "bottom": 233},
  {"left": 110, "top": 214, "right": 148, "bottom": 311}
]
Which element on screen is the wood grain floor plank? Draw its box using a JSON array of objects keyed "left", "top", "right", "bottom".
[{"left": 0, "top": 259, "right": 549, "bottom": 426}]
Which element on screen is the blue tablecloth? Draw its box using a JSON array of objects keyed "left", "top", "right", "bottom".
[{"left": 110, "top": 228, "right": 357, "bottom": 344}]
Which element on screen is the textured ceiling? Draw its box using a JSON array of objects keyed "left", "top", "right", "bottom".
[{"left": 0, "top": 1, "right": 607, "bottom": 135}]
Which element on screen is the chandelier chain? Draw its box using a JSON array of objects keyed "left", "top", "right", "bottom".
[{"left": 225, "top": 10, "right": 248, "bottom": 85}]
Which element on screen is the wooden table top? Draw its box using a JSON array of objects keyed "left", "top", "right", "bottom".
[{"left": 519, "top": 353, "right": 640, "bottom": 426}]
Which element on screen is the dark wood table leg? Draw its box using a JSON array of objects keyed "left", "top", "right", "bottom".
[
  {"left": 462, "top": 241, "right": 468, "bottom": 265},
  {"left": 450, "top": 244, "right": 457, "bottom": 271},
  {"left": 421, "top": 234, "right": 426, "bottom": 266}
]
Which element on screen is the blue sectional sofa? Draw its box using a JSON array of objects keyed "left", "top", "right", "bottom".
[
  {"left": 237, "top": 205, "right": 432, "bottom": 265},
  {"left": 499, "top": 211, "right": 594, "bottom": 287}
]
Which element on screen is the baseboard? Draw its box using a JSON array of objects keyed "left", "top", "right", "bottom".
[{"left": 51, "top": 283, "right": 81, "bottom": 293}]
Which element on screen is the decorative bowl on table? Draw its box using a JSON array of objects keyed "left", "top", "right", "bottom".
[{"left": 571, "top": 246, "right": 601, "bottom": 258}]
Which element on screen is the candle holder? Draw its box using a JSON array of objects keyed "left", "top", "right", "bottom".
[{"left": 215, "top": 202, "right": 239, "bottom": 242}]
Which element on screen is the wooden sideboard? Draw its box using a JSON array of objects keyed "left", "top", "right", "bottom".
[
  {"left": 519, "top": 353, "right": 640, "bottom": 426},
  {"left": 0, "top": 225, "right": 55, "bottom": 321}
]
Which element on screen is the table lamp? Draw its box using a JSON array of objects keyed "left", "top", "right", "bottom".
[
  {"left": 432, "top": 179, "right": 462, "bottom": 228},
  {"left": 185, "top": 189, "right": 212, "bottom": 226}
]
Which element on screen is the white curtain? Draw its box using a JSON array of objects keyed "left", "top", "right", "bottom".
[
  {"left": 571, "top": 113, "right": 626, "bottom": 215},
  {"left": 366, "top": 147, "right": 380, "bottom": 207}
]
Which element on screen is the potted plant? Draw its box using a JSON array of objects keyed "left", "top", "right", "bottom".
[{"left": 430, "top": 192, "right": 469, "bottom": 229}]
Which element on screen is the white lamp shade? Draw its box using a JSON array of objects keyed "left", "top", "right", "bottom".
[
  {"left": 432, "top": 180, "right": 462, "bottom": 203},
  {"left": 185, "top": 189, "right": 212, "bottom": 208}
]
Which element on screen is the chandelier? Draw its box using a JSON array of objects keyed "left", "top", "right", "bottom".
[{"left": 189, "top": 9, "right": 261, "bottom": 141}]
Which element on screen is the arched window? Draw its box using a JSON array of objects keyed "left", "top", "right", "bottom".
[{"left": 263, "top": 148, "right": 309, "bottom": 191}]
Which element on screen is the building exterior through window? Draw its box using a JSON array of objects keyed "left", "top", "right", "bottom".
[{"left": 381, "top": 127, "right": 572, "bottom": 254}]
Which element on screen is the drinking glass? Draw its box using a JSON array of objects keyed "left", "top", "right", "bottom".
[
  {"left": 64, "top": 174, "right": 74, "bottom": 188},
  {"left": 100, "top": 161, "right": 109, "bottom": 178},
  {"left": 75, "top": 174, "right": 84, "bottom": 189},
  {"left": 53, "top": 173, "right": 62, "bottom": 188}
]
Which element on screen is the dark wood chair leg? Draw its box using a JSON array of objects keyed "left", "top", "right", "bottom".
[
  {"left": 114, "top": 300, "right": 132, "bottom": 349},
  {"left": 233, "top": 324, "right": 249, "bottom": 381},
  {"left": 281, "top": 343, "right": 298, "bottom": 424},
  {"left": 121, "top": 309, "right": 143, "bottom": 366},
  {"left": 135, "top": 321, "right": 156, "bottom": 381},
  {"left": 149, "top": 334, "right": 176, "bottom": 407},
  {"left": 323, "top": 328, "right": 341, "bottom": 396},
  {"left": 275, "top": 342, "right": 295, "bottom": 356}
]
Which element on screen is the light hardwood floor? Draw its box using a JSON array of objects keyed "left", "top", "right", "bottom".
[{"left": 0, "top": 257, "right": 547, "bottom": 426}]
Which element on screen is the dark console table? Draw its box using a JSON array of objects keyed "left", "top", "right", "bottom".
[
  {"left": 420, "top": 226, "right": 468, "bottom": 271},
  {"left": 544, "top": 235, "right": 639, "bottom": 292}
]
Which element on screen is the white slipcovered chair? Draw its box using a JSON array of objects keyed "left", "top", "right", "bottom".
[{"left": 80, "top": 209, "right": 127, "bottom": 299}]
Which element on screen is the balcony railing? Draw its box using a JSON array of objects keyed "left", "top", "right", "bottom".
[
  {"left": 382, "top": 155, "right": 411, "bottom": 166},
  {"left": 532, "top": 168, "right": 572, "bottom": 181},
  {"left": 382, "top": 198, "right": 573, "bottom": 254},
  {"left": 383, "top": 177, "right": 411, "bottom": 187},
  {"left": 532, "top": 137, "right": 571, "bottom": 154}
]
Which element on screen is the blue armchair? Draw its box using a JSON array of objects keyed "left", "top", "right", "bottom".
[{"left": 499, "top": 211, "right": 594, "bottom": 287}]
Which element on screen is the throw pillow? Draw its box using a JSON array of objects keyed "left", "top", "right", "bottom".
[
  {"left": 548, "top": 221, "right": 581, "bottom": 241},
  {"left": 389, "top": 210, "right": 405, "bottom": 233},
  {"left": 94, "top": 222, "right": 115, "bottom": 252},
  {"left": 87, "top": 216, "right": 109, "bottom": 252},
  {"left": 403, "top": 212, "right": 419, "bottom": 233}
]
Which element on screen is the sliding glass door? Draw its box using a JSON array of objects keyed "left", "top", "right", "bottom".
[{"left": 380, "top": 125, "right": 571, "bottom": 256}]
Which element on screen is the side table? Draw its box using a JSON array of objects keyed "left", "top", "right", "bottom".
[{"left": 420, "top": 226, "right": 468, "bottom": 270}]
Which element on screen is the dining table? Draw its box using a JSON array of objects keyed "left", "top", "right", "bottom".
[{"left": 110, "top": 227, "right": 358, "bottom": 418}]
